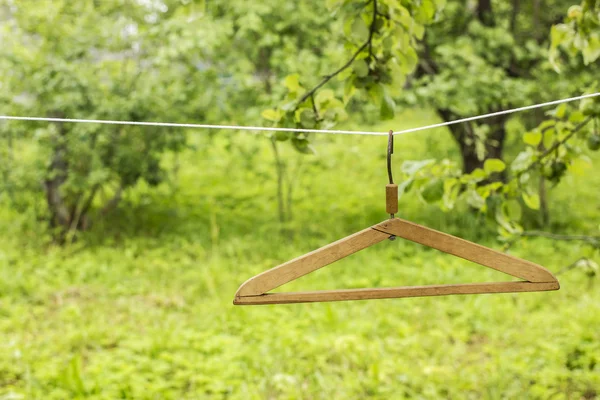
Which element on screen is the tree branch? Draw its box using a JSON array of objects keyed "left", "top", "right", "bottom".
[
  {"left": 79, "top": 185, "right": 100, "bottom": 222},
  {"left": 418, "top": 58, "right": 437, "bottom": 75},
  {"left": 296, "top": 44, "right": 367, "bottom": 106},
  {"left": 376, "top": 11, "right": 403, "bottom": 27},
  {"left": 45, "top": 120, "right": 71, "bottom": 228},
  {"left": 477, "top": 0, "right": 495, "bottom": 27},
  {"left": 517, "top": 116, "right": 593, "bottom": 177},
  {"left": 310, "top": 94, "right": 320, "bottom": 121},
  {"left": 270, "top": 138, "right": 286, "bottom": 224},
  {"left": 368, "top": 0, "right": 378, "bottom": 60},
  {"left": 520, "top": 231, "right": 600, "bottom": 246},
  {"left": 296, "top": 0, "right": 379, "bottom": 106},
  {"left": 509, "top": 0, "right": 519, "bottom": 33},
  {"left": 556, "top": 257, "right": 597, "bottom": 276}
]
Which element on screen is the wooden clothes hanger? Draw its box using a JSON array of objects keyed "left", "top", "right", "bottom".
[{"left": 234, "top": 131, "right": 559, "bottom": 305}]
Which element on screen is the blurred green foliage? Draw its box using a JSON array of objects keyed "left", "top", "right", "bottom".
[
  {"left": 550, "top": 0, "right": 600, "bottom": 70},
  {"left": 0, "top": 0, "right": 599, "bottom": 398},
  {"left": 1, "top": 112, "right": 599, "bottom": 399},
  {"left": 0, "top": 1, "right": 211, "bottom": 236}
]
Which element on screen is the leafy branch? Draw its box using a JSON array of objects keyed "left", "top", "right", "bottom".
[
  {"left": 295, "top": 0, "right": 379, "bottom": 106},
  {"left": 556, "top": 257, "right": 599, "bottom": 277},
  {"left": 520, "top": 231, "right": 600, "bottom": 246},
  {"left": 375, "top": 9, "right": 404, "bottom": 27},
  {"left": 516, "top": 116, "right": 593, "bottom": 177}
]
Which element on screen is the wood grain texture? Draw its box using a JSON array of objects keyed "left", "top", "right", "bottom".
[
  {"left": 234, "top": 281, "right": 560, "bottom": 305},
  {"left": 235, "top": 227, "right": 391, "bottom": 297},
  {"left": 386, "top": 184, "right": 398, "bottom": 215},
  {"left": 372, "top": 218, "right": 557, "bottom": 283},
  {"left": 234, "top": 217, "right": 560, "bottom": 305}
]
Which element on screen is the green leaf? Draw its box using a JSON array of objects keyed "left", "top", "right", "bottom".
[
  {"left": 503, "top": 199, "right": 522, "bottom": 222},
  {"left": 580, "top": 95, "right": 599, "bottom": 116},
  {"left": 569, "top": 110, "right": 585, "bottom": 123},
  {"left": 284, "top": 74, "right": 300, "bottom": 92},
  {"left": 383, "top": 36, "right": 394, "bottom": 51},
  {"left": 582, "top": 35, "right": 600, "bottom": 65},
  {"left": 351, "top": 18, "right": 369, "bottom": 42},
  {"left": 315, "top": 89, "right": 334, "bottom": 105},
  {"left": 401, "top": 159, "right": 435, "bottom": 176},
  {"left": 543, "top": 129, "right": 555, "bottom": 149},
  {"left": 420, "top": 179, "right": 444, "bottom": 203},
  {"left": 442, "top": 180, "right": 460, "bottom": 210},
  {"left": 568, "top": 157, "right": 591, "bottom": 176},
  {"left": 274, "top": 132, "right": 290, "bottom": 141},
  {"left": 324, "top": 107, "right": 348, "bottom": 122},
  {"left": 549, "top": 25, "right": 571, "bottom": 72},
  {"left": 415, "top": 0, "right": 436, "bottom": 24},
  {"left": 343, "top": 79, "right": 357, "bottom": 104},
  {"left": 292, "top": 137, "right": 316, "bottom": 154},
  {"left": 522, "top": 192, "right": 540, "bottom": 210},
  {"left": 466, "top": 189, "right": 486, "bottom": 210},
  {"left": 555, "top": 103, "right": 568, "bottom": 119},
  {"left": 368, "top": 84, "right": 384, "bottom": 105},
  {"left": 261, "top": 109, "right": 281, "bottom": 122},
  {"left": 337, "top": 66, "right": 353, "bottom": 81},
  {"left": 280, "top": 101, "right": 296, "bottom": 112},
  {"left": 495, "top": 208, "right": 524, "bottom": 235},
  {"left": 538, "top": 120, "right": 556, "bottom": 131},
  {"left": 353, "top": 59, "right": 369, "bottom": 78},
  {"left": 380, "top": 93, "right": 395, "bottom": 120},
  {"left": 397, "top": 47, "right": 419, "bottom": 74},
  {"left": 398, "top": 178, "right": 414, "bottom": 199},
  {"left": 299, "top": 109, "right": 316, "bottom": 129},
  {"left": 412, "top": 23, "right": 425, "bottom": 40},
  {"left": 484, "top": 159, "right": 506, "bottom": 175},
  {"left": 511, "top": 150, "right": 535, "bottom": 172},
  {"left": 462, "top": 168, "right": 487, "bottom": 183},
  {"left": 523, "top": 131, "right": 542, "bottom": 146}
]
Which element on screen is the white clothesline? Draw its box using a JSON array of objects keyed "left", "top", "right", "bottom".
[{"left": 0, "top": 92, "right": 598, "bottom": 136}]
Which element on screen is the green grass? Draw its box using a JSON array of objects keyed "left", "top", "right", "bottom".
[{"left": 1, "top": 110, "right": 599, "bottom": 399}]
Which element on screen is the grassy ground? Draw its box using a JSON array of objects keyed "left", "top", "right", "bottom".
[{"left": 1, "top": 110, "right": 599, "bottom": 399}]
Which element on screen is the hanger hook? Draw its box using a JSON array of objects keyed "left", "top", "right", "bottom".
[
  {"left": 386, "top": 130, "right": 397, "bottom": 234},
  {"left": 387, "top": 130, "right": 394, "bottom": 185}
]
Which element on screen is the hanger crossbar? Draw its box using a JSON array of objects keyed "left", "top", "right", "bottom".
[{"left": 234, "top": 281, "right": 559, "bottom": 305}]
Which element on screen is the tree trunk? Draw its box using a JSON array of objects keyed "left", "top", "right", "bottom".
[
  {"left": 270, "top": 138, "right": 286, "bottom": 224},
  {"left": 458, "top": 124, "right": 506, "bottom": 175},
  {"left": 438, "top": 109, "right": 507, "bottom": 176},
  {"left": 477, "top": 0, "right": 495, "bottom": 26},
  {"left": 539, "top": 175, "right": 549, "bottom": 227},
  {"left": 43, "top": 124, "right": 126, "bottom": 241},
  {"left": 44, "top": 122, "right": 71, "bottom": 231}
]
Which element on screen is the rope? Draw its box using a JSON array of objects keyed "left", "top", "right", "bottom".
[
  {"left": 392, "top": 92, "right": 600, "bottom": 136},
  {"left": 0, "top": 92, "right": 598, "bottom": 136}
]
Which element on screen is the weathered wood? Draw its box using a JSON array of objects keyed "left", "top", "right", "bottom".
[
  {"left": 235, "top": 227, "right": 390, "bottom": 297},
  {"left": 386, "top": 184, "right": 398, "bottom": 215},
  {"left": 234, "top": 281, "right": 560, "bottom": 305},
  {"left": 234, "top": 217, "right": 560, "bottom": 305},
  {"left": 372, "top": 218, "right": 557, "bottom": 283}
]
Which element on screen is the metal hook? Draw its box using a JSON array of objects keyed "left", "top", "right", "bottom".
[
  {"left": 387, "top": 130, "right": 394, "bottom": 185},
  {"left": 386, "top": 130, "right": 396, "bottom": 240}
]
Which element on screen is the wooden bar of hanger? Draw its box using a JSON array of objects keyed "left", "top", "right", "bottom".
[{"left": 233, "top": 131, "right": 560, "bottom": 305}]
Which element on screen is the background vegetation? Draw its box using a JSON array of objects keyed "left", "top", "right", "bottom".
[{"left": 0, "top": 0, "right": 599, "bottom": 399}]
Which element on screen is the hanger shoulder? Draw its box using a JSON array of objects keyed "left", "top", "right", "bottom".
[
  {"left": 234, "top": 281, "right": 560, "bottom": 305},
  {"left": 235, "top": 226, "right": 390, "bottom": 297},
  {"left": 373, "top": 218, "right": 557, "bottom": 283}
]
